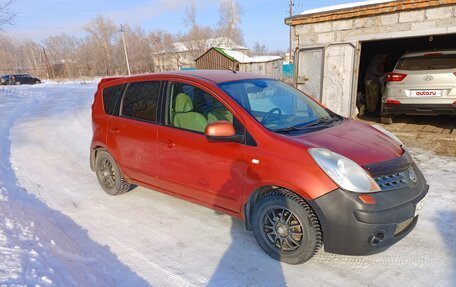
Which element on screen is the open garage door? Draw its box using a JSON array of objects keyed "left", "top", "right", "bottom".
[
  {"left": 322, "top": 43, "right": 357, "bottom": 117},
  {"left": 296, "top": 47, "right": 324, "bottom": 101},
  {"left": 357, "top": 33, "right": 456, "bottom": 119}
]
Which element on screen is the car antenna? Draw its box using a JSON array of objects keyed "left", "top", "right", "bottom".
[{"left": 228, "top": 64, "right": 237, "bottom": 74}]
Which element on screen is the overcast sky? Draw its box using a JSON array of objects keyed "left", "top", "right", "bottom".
[{"left": 3, "top": 0, "right": 357, "bottom": 51}]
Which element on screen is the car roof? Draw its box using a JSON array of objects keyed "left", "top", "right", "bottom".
[
  {"left": 401, "top": 50, "right": 456, "bottom": 58},
  {"left": 115, "top": 70, "right": 271, "bottom": 84}
]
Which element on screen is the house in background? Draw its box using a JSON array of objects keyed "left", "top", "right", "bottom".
[
  {"left": 195, "top": 47, "right": 283, "bottom": 79},
  {"left": 152, "top": 37, "right": 248, "bottom": 72}
]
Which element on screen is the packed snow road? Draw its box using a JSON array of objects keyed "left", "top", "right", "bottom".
[{"left": 0, "top": 82, "right": 455, "bottom": 286}]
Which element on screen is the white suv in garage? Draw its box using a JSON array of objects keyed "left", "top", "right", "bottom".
[{"left": 382, "top": 50, "right": 456, "bottom": 123}]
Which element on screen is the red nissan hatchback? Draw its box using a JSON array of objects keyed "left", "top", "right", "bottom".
[{"left": 91, "top": 70, "right": 428, "bottom": 264}]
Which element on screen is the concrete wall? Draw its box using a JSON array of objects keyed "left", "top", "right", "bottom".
[
  {"left": 293, "top": 5, "right": 456, "bottom": 117},
  {"left": 294, "top": 6, "right": 456, "bottom": 46}
]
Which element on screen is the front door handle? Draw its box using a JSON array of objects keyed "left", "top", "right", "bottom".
[
  {"left": 109, "top": 127, "right": 120, "bottom": 134},
  {"left": 160, "top": 139, "right": 175, "bottom": 148}
]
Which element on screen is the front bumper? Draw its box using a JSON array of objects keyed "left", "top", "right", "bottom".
[
  {"left": 383, "top": 103, "right": 456, "bottom": 116},
  {"left": 309, "top": 157, "right": 428, "bottom": 256}
]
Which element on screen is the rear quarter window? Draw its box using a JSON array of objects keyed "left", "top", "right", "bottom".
[
  {"left": 396, "top": 54, "right": 456, "bottom": 71},
  {"left": 121, "top": 81, "right": 161, "bottom": 122},
  {"left": 102, "top": 84, "right": 123, "bottom": 115}
]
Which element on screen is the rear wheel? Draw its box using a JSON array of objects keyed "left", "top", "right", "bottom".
[
  {"left": 95, "top": 150, "right": 130, "bottom": 195},
  {"left": 251, "top": 189, "right": 322, "bottom": 264}
]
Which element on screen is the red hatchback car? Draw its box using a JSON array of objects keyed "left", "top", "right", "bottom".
[{"left": 91, "top": 70, "right": 428, "bottom": 264}]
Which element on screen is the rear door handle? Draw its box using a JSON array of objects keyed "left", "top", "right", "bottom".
[
  {"left": 109, "top": 127, "right": 120, "bottom": 134},
  {"left": 160, "top": 139, "right": 175, "bottom": 148}
]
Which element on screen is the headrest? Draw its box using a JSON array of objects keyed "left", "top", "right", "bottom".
[{"left": 174, "top": 93, "right": 193, "bottom": 113}]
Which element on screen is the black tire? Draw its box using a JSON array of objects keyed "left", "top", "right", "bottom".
[
  {"left": 252, "top": 189, "right": 322, "bottom": 264},
  {"left": 95, "top": 150, "right": 131, "bottom": 195}
]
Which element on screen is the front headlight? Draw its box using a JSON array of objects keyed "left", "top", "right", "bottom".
[
  {"left": 372, "top": 125, "right": 405, "bottom": 148},
  {"left": 309, "top": 148, "right": 381, "bottom": 193}
]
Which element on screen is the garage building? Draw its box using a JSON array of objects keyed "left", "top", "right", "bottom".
[{"left": 285, "top": 0, "right": 456, "bottom": 117}]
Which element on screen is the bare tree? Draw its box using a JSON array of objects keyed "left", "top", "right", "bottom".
[
  {"left": 0, "top": 0, "right": 15, "bottom": 27},
  {"left": 181, "top": 3, "right": 215, "bottom": 60},
  {"left": 83, "top": 15, "right": 118, "bottom": 76},
  {"left": 217, "top": 0, "right": 244, "bottom": 45},
  {"left": 253, "top": 42, "right": 267, "bottom": 56}
]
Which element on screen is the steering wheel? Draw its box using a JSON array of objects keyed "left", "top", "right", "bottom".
[{"left": 261, "top": 108, "right": 282, "bottom": 125}]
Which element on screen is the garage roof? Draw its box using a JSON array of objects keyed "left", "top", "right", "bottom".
[{"left": 285, "top": 0, "right": 456, "bottom": 26}]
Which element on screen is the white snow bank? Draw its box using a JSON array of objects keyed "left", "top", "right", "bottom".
[{"left": 301, "top": 0, "right": 396, "bottom": 15}]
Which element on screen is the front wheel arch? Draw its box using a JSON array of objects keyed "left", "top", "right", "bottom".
[{"left": 244, "top": 186, "right": 317, "bottom": 229}]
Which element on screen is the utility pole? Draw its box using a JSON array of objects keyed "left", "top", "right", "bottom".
[
  {"left": 120, "top": 24, "right": 131, "bottom": 76},
  {"left": 289, "top": 0, "right": 294, "bottom": 63}
]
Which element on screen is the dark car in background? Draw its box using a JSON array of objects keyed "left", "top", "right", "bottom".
[
  {"left": 1, "top": 74, "right": 41, "bottom": 85},
  {"left": 1, "top": 75, "right": 9, "bottom": 85}
]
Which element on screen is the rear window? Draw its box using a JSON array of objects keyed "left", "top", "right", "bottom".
[
  {"left": 396, "top": 54, "right": 456, "bottom": 71},
  {"left": 102, "top": 84, "right": 123, "bottom": 115}
]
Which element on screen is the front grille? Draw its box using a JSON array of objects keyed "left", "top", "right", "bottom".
[{"left": 375, "top": 170, "right": 409, "bottom": 191}]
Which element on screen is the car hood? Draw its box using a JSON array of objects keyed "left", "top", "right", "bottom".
[{"left": 289, "top": 119, "right": 404, "bottom": 166}]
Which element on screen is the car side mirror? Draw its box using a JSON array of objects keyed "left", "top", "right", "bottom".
[{"left": 205, "top": 121, "right": 243, "bottom": 143}]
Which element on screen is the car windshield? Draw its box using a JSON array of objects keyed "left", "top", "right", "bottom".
[
  {"left": 219, "top": 79, "right": 340, "bottom": 133},
  {"left": 396, "top": 54, "right": 456, "bottom": 70}
]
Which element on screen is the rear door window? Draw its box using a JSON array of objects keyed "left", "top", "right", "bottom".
[
  {"left": 121, "top": 81, "right": 161, "bottom": 122},
  {"left": 396, "top": 54, "right": 456, "bottom": 70},
  {"left": 103, "top": 84, "right": 123, "bottom": 115}
]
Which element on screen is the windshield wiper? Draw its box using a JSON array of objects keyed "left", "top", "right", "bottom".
[
  {"left": 273, "top": 126, "right": 305, "bottom": 133},
  {"left": 298, "top": 116, "right": 337, "bottom": 128},
  {"left": 273, "top": 116, "right": 342, "bottom": 134}
]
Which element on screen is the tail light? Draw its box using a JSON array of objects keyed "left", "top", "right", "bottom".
[
  {"left": 387, "top": 73, "right": 407, "bottom": 82},
  {"left": 386, "top": 100, "right": 401, "bottom": 105}
]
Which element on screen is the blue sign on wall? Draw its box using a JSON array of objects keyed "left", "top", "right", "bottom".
[{"left": 283, "top": 63, "right": 294, "bottom": 79}]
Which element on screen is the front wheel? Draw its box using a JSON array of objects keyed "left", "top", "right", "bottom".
[
  {"left": 95, "top": 150, "right": 131, "bottom": 195},
  {"left": 252, "top": 190, "right": 322, "bottom": 264}
]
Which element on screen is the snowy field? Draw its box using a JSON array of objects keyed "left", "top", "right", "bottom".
[{"left": 0, "top": 82, "right": 455, "bottom": 287}]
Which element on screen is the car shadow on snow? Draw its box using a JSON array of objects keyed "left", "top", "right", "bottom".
[
  {"left": 0, "top": 91, "right": 149, "bottom": 286},
  {"left": 207, "top": 161, "right": 287, "bottom": 287},
  {"left": 436, "top": 210, "right": 456, "bottom": 282}
]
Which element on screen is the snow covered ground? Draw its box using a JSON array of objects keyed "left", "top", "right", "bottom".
[{"left": 0, "top": 82, "right": 455, "bottom": 286}]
